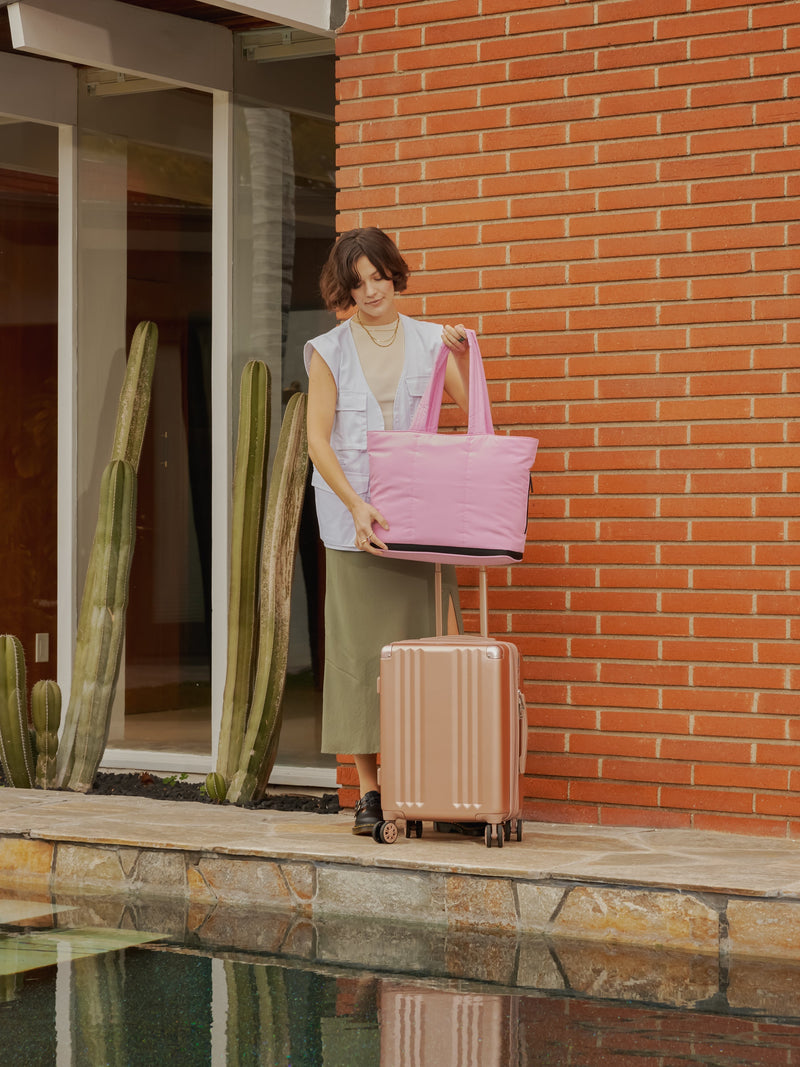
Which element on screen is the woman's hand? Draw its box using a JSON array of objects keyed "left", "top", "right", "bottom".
[
  {"left": 441, "top": 323, "right": 469, "bottom": 354},
  {"left": 351, "top": 498, "right": 389, "bottom": 554},
  {"left": 441, "top": 323, "right": 471, "bottom": 414}
]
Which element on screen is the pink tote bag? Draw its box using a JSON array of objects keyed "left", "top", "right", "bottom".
[{"left": 367, "top": 330, "right": 538, "bottom": 565}]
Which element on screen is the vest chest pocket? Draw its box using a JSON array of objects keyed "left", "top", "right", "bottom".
[
  {"left": 404, "top": 375, "right": 429, "bottom": 423},
  {"left": 331, "top": 390, "right": 367, "bottom": 455}
]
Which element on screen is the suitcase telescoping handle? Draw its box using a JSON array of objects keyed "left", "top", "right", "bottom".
[{"left": 435, "top": 563, "right": 488, "bottom": 637}]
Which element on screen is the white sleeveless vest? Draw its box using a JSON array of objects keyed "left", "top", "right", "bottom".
[{"left": 304, "top": 314, "right": 442, "bottom": 551}]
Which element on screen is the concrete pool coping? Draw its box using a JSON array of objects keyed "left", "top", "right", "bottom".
[{"left": 2, "top": 788, "right": 800, "bottom": 963}]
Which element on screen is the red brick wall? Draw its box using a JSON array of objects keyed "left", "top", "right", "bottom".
[{"left": 335, "top": 0, "right": 800, "bottom": 837}]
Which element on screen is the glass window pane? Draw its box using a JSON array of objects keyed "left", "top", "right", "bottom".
[
  {"left": 77, "top": 86, "right": 213, "bottom": 755},
  {"left": 0, "top": 120, "right": 58, "bottom": 687},
  {"left": 233, "top": 46, "right": 336, "bottom": 775}
]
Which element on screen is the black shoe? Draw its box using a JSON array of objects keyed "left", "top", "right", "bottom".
[{"left": 352, "top": 790, "right": 382, "bottom": 835}]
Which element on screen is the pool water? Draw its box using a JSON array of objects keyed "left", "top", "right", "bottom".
[{"left": 2, "top": 895, "right": 800, "bottom": 1066}]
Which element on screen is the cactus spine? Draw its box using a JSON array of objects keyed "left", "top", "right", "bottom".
[
  {"left": 32, "top": 680, "right": 61, "bottom": 788},
  {"left": 0, "top": 635, "right": 34, "bottom": 788},
  {"left": 226, "top": 391, "right": 308, "bottom": 805},
  {"left": 216, "top": 361, "right": 271, "bottom": 784},
  {"left": 56, "top": 460, "right": 137, "bottom": 791}
]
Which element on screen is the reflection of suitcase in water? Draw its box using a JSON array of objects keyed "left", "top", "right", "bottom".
[
  {"left": 375, "top": 567, "right": 526, "bottom": 849},
  {"left": 380, "top": 984, "right": 520, "bottom": 1067}
]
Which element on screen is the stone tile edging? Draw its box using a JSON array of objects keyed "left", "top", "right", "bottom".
[{"left": 2, "top": 832, "right": 800, "bottom": 963}]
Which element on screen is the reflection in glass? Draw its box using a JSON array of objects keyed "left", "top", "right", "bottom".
[
  {"left": 232, "top": 53, "right": 336, "bottom": 775},
  {"left": 73, "top": 53, "right": 337, "bottom": 774},
  {"left": 0, "top": 120, "right": 58, "bottom": 691},
  {"left": 76, "top": 84, "right": 215, "bottom": 756}
]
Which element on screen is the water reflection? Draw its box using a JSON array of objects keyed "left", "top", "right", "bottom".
[{"left": 1, "top": 895, "right": 800, "bottom": 1065}]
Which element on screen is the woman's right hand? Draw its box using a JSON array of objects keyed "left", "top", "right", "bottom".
[{"left": 351, "top": 498, "right": 389, "bottom": 554}]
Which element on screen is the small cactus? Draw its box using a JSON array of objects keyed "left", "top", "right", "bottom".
[
  {"left": 204, "top": 771, "right": 227, "bottom": 803},
  {"left": 56, "top": 460, "right": 137, "bottom": 791},
  {"left": 0, "top": 635, "right": 34, "bottom": 788},
  {"left": 31, "top": 680, "right": 61, "bottom": 789},
  {"left": 226, "top": 391, "right": 308, "bottom": 805},
  {"left": 217, "top": 361, "right": 271, "bottom": 783}
]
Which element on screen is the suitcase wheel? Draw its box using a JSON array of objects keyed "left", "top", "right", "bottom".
[
  {"left": 485, "top": 823, "right": 504, "bottom": 849},
  {"left": 501, "top": 819, "right": 523, "bottom": 843},
  {"left": 405, "top": 820, "right": 423, "bottom": 839},
  {"left": 373, "top": 820, "right": 399, "bottom": 844}
]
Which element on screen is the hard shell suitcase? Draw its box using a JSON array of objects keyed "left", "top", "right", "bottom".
[{"left": 375, "top": 568, "right": 526, "bottom": 848}]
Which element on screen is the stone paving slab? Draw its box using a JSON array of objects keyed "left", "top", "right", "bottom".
[
  {"left": 3, "top": 789, "right": 800, "bottom": 959},
  {"left": 3, "top": 789, "right": 800, "bottom": 893}
]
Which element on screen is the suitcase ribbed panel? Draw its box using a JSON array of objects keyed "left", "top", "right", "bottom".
[
  {"left": 451, "top": 647, "right": 483, "bottom": 813},
  {"left": 395, "top": 647, "right": 423, "bottom": 810},
  {"left": 381, "top": 639, "right": 518, "bottom": 822}
]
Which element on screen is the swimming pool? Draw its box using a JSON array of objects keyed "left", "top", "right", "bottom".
[{"left": 2, "top": 892, "right": 800, "bottom": 1065}]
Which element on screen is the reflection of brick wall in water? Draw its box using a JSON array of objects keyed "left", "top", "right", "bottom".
[
  {"left": 519, "top": 995, "right": 800, "bottom": 1065},
  {"left": 334, "top": 0, "right": 800, "bottom": 836}
]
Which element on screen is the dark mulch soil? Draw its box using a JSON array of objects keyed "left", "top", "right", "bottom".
[
  {"left": 0, "top": 768, "right": 339, "bottom": 814},
  {"left": 91, "top": 772, "right": 340, "bottom": 813}
]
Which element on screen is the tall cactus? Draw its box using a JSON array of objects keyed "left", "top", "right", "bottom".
[
  {"left": 216, "top": 361, "right": 271, "bottom": 782},
  {"left": 56, "top": 460, "right": 137, "bottom": 791},
  {"left": 56, "top": 321, "right": 156, "bottom": 790},
  {"left": 226, "top": 391, "right": 308, "bottom": 805},
  {"left": 0, "top": 635, "right": 34, "bottom": 788},
  {"left": 31, "top": 679, "right": 61, "bottom": 789},
  {"left": 111, "top": 320, "right": 158, "bottom": 468}
]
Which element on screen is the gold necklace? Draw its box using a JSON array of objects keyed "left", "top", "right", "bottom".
[{"left": 356, "top": 312, "right": 400, "bottom": 347}]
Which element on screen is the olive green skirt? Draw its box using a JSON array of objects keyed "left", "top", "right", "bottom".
[{"left": 322, "top": 549, "right": 462, "bottom": 754}]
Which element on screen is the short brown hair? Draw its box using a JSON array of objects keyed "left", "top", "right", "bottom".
[{"left": 319, "top": 227, "right": 410, "bottom": 311}]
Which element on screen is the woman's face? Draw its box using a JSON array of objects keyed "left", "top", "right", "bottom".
[{"left": 350, "top": 255, "right": 396, "bottom": 324}]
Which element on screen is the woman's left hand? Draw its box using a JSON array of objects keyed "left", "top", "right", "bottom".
[{"left": 442, "top": 323, "right": 469, "bottom": 354}]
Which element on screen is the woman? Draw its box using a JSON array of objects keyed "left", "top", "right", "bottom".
[{"left": 304, "top": 227, "right": 475, "bottom": 835}]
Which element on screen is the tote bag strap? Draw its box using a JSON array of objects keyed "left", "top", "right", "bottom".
[{"left": 409, "top": 328, "right": 494, "bottom": 435}]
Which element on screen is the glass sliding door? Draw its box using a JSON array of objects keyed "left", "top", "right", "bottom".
[
  {"left": 233, "top": 41, "right": 336, "bottom": 778},
  {"left": 0, "top": 120, "right": 58, "bottom": 687},
  {"left": 77, "top": 83, "right": 214, "bottom": 756},
  {"left": 126, "top": 130, "right": 213, "bottom": 753},
  {"left": 76, "top": 47, "right": 337, "bottom": 777}
]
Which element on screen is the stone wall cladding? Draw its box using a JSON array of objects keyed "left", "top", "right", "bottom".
[
  {"left": 4, "top": 831, "right": 800, "bottom": 960},
  {"left": 334, "top": 0, "right": 800, "bottom": 837}
]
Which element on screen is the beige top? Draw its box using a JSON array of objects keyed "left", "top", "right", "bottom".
[{"left": 351, "top": 317, "right": 405, "bottom": 429}]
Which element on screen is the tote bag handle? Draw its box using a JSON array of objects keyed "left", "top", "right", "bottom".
[{"left": 409, "top": 329, "right": 494, "bottom": 435}]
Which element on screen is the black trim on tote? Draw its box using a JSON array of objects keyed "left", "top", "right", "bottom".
[{"left": 384, "top": 543, "right": 524, "bottom": 561}]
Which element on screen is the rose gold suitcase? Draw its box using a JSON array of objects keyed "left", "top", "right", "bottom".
[{"left": 375, "top": 568, "right": 526, "bottom": 848}]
